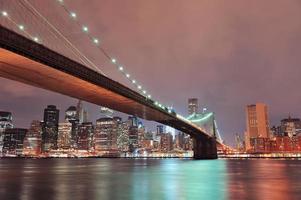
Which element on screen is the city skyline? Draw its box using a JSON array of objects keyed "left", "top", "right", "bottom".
[{"left": 1, "top": 0, "right": 301, "bottom": 146}]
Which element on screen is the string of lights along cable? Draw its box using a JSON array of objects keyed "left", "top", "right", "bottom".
[
  {"left": 1, "top": 2, "right": 176, "bottom": 115},
  {"left": 55, "top": 0, "right": 175, "bottom": 113}
]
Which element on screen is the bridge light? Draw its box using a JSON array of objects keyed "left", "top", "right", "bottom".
[
  {"left": 154, "top": 101, "right": 158, "bottom": 105},
  {"left": 19, "top": 25, "right": 24, "bottom": 30},
  {"left": 147, "top": 95, "right": 151, "bottom": 98},
  {"left": 126, "top": 73, "right": 130, "bottom": 78},
  {"left": 142, "top": 90, "right": 146, "bottom": 94},
  {"left": 82, "top": 26, "right": 88, "bottom": 32},
  {"left": 1, "top": 11, "right": 8, "bottom": 17},
  {"left": 33, "top": 37, "right": 39, "bottom": 42},
  {"left": 70, "top": 12, "right": 76, "bottom": 18},
  {"left": 118, "top": 66, "right": 123, "bottom": 71},
  {"left": 137, "top": 85, "right": 142, "bottom": 90},
  {"left": 132, "top": 80, "right": 136, "bottom": 84},
  {"left": 93, "top": 38, "right": 99, "bottom": 44},
  {"left": 57, "top": 0, "right": 64, "bottom": 3},
  {"left": 111, "top": 58, "right": 116, "bottom": 63},
  {"left": 168, "top": 109, "right": 172, "bottom": 113}
]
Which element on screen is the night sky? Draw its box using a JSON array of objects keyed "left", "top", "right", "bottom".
[{"left": 1, "top": 0, "right": 301, "bottom": 146}]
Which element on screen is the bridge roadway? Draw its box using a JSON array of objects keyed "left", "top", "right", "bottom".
[{"left": 0, "top": 25, "right": 217, "bottom": 159}]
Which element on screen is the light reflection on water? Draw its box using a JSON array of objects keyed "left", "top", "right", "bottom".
[{"left": 0, "top": 159, "right": 301, "bottom": 200}]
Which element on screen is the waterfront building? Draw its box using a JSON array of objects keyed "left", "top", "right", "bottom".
[
  {"left": 94, "top": 117, "right": 118, "bottom": 153},
  {"left": 2, "top": 128, "right": 27, "bottom": 156},
  {"left": 116, "top": 121, "right": 129, "bottom": 152},
  {"left": 23, "top": 120, "right": 42, "bottom": 156},
  {"left": 127, "top": 116, "right": 139, "bottom": 152},
  {"left": 65, "top": 106, "right": 79, "bottom": 147},
  {"left": 77, "top": 122, "right": 94, "bottom": 150},
  {"left": 174, "top": 132, "right": 185, "bottom": 150},
  {"left": 42, "top": 105, "right": 59, "bottom": 151},
  {"left": 76, "top": 100, "right": 84, "bottom": 124},
  {"left": 57, "top": 121, "right": 72, "bottom": 149},
  {"left": 160, "top": 132, "right": 173, "bottom": 152},
  {"left": 280, "top": 116, "right": 301, "bottom": 137},
  {"left": 245, "top": 103, "right": 270, "bottom": 151},
  {"left": 188, "top": 98, "right": 198, "bottom": 115},
  {"left": 0, "top": 111, "right": 13, "bottom": 154}
]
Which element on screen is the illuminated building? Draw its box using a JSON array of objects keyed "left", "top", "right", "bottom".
[
  {"left": 57, "top": 121, "right": 72, "bottom": 149},
  {"left": 0, "top": 111, "right": 13, "bottom": 132},
  {"left": 23, "top": 120, "right": 42, "bottom": 156},
  {"left": 127, "top": 116, "right": 139, "bottom": 152},
  {"left": 156, "top": 125, "right": 165, "bottom": 135},
  {"left": 138, "top": 122, "right": 145, "bottom": 148},
  {"left": 2, "top": 128, "right": 27, "bottom": 156},
  {"left": 94, "top": 117, "right": 118, "bottom": 152},
  {"left": 188, "top": 98, "right": 198, "bottom": 115},
  {"left": 280, "top": 116, "right": 301, "bottom": 137},
  {"left": 160, "top": 132, "right": 173, "bottom": 152},
  {"left": 42, "top": 105, "right": 59, "bottom": 152},
  {"left": 174, "top": 132, "right": 185, "bottom": 150},
  {"left": 116, "top": 121, "right": 129, "bottom": 152},
  {"left": 65, "top": 106, "right": 79, "bottom": 147},
  {"left": 76, "top": 100, "right": 84, "bottom": 123},
  {"left": 77, "top": 122, "right": 94, "bottom": 150},
  {"left": 0, "top": 111, "right": 13, "bottom": 154},
  {"left": 245, "top": 103, "right": 270, "bottom": 151}
]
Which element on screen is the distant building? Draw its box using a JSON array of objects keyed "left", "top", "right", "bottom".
[
  {"left": 245, "top": 103, "right": 270, "bottom": 151},
  {"left": 138, "top": 122, "right": 145, "bottom": 148},
  {"left": 2, "top": 128, "right": 27, "bottom": 156},
  {"left": 77, "top": 122, "right": 94, "bottom": 150},
  {"left": 94, "top": 117, "right": 118, "bottom": 153},
  {"left": 23, "top": 120, "right": 42, "bottom": 156},
  {"left": 0, "top": 111, "right": 13, "bottom": 132},
  {"left": 42, "top": 105, "right": 59, "bottom": 152},
  {"left": 65, "top": 106, "right": 79, "bottom": 147},
  {"left": 160, "top": 133, "right": 173, "bottom": 152},
  {"left": 76, "top": 100, "right": 84, "bottom": 124},
  {"left": 174, "top": 132, "right": 185, "bottom": 150},
  {"left": 117, "top": 121, "right": 129, "bottom": 152},
  {"left": 280, "top": 116, "right": 301, "bottom": 137},
  {"left": 0, "top": 111, "right": 13, "bottom": 154},
  {"left": 127, "top": 116, "right": 139, "bottom": 152},
  {"left": 188, "top": 98, "right": 198, "bottom": 115},
  {"left": 57, "top": 121, "right": 72, "bottom": 149}
]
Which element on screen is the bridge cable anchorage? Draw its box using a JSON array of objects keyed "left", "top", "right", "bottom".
[
  {"left": 17, "top": 0, "right": 106, "bottom": 75},
  {"left": 55, "top": 1, "right": 174, "bottom": 113}
]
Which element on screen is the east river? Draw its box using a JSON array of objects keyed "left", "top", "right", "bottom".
[{"left": 0, "top": 158, "right": 301, "bottom": 200}]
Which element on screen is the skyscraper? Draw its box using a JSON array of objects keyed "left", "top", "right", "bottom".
[
  {"left": 57, "top": 121, "right": 72, "bottom": 149},
  {"left": 2, "top": 128, "right": 27, "bottom": 156},
  {"left": 245, "top": 103, "right": 270, "bottom": 150},
  {"left": 117, "top": 121, "right": 129, "bottom": 153},
  {"left": 94, "top": 117, "right": 118, "bottom": 153},
  {"left": 42, "top": 105, "right": 59, "bottom": 152},
  {"left": 65, "top": 106, "right": 79, "bottom": 147},
  {"left": 76, "top": 100, "right": 84, "bottom": 124},
  {"left": 77, "top": 122, "right": 94, "bottom": 150},
  {"left": 0, "top": 111, "right": 13, "bottom": 154},
  {"left": 188, "top": 98, "right": 198, "bottom": 115},
  {"left": 160, "top": 132, "right": 173, "bottom": 152},
  {"left": 23, "top": 120, "right": 42, "bottom": 156},
  {"left": 127, "top": 116, "right": 139, "bottom": 152}
]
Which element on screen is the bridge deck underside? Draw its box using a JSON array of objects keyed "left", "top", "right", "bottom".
[
  {"left": 0, "top": 25, "right": 213, "bottom": 141},
  {"left": 0, "top": 48, "right": 172, "bottom": 122}
]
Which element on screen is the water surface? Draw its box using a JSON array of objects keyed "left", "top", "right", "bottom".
[{"left": 0, "top": 158, "right": 300, "bottom": 200}]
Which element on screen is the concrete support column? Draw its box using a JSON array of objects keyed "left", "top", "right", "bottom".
[{"left": 193, "top": 136, "right": 217, "bottom": 159}]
